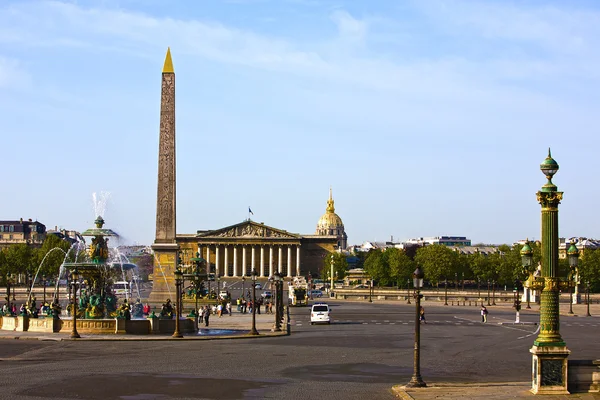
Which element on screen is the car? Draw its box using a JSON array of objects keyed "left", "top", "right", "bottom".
[
  {"left": 309, "top": 290, "right": 323, "bottom": 298},
  {"left": 310, "top": 303, "right": 331, "bottom": 324},
  {"left": 254, "top": 283, "right": 262, "bottom": 290},
  {"left": 354, "top": 284, "right": 369, "bottom": 289},
  {"left": 219, "top": 290, "right": 229, "bottom": 300},
  {"left": 261, "top": 290, "right": 272, "bottom": 299}
]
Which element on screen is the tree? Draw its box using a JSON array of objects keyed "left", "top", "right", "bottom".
[
  {"left": 385, "top": 248, "right": 414, "bottom": 287},
  {"left": 414, "top": 244, "right": 459, "bottom": 285},
  {"left": 363, "top": 250, "right": 388, "bottom": 285},
  {"left": 4, "top": 243, "right": 34, "bottom": 278},
  {"left": 321, "top": 252, "right": 348, "bottom": 281},
  {"left": 579, "top": 249, "right": 600, "bottom": 291}
]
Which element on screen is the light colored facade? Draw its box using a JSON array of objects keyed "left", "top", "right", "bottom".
[
  {"left": 0, "top": 219, "right": 46, "bottom": 249},
  {"left": 405, "top": 236, "right": 471, "bottom": 247}
]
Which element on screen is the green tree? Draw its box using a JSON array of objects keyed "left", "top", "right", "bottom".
[
  {"left": 579, "top": 249, "right": 600, "bottom": 291},
  {"left": 321, "top": 252, "right": 348, "bottom": 281},
  {"left": 385, "top": 248, "right": 414, "bottom": 288},
  {"left": 4, "top": 243, "right": 34, "bottom": 277},
  {"left": 414, "top": 244, "right": 459, "bottom": 285},
  {"left": 363, "top": 250, "right": 388, "bottom": 284}
]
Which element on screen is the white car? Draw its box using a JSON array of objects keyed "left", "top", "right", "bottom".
[{"left": 310, "top": 303, "right": 331, "bottom": 325}]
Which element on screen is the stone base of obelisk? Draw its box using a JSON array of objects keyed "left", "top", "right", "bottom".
[{"left": 148, "top": 243, "right": 179, "bottom": 305}]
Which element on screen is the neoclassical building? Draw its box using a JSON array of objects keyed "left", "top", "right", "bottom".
[{"left": 175, "top": 190, "right": 347, "bottom": 279}]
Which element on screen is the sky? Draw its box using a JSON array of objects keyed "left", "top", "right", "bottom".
[{"left": 1, "top": 0, "right": 599, "bottom": 247}]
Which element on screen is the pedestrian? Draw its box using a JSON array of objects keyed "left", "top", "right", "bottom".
[
  {"left": 481, "top": 305, "right": 488, "bottom": 323},
  {"left": 419, "top": 306, "right": 427, "bottom": 324},
  {"left": 203, "top": 305, "right": 210, "bottom": 327},
  {"left": 226, "top": 302, "right": 232, "bottom": 316},
  {"left": 217, "top": 303, "right": 223, "bottom": 318},
  {"left": 143, "top": 302, "right": 151, "bottom": 316}
]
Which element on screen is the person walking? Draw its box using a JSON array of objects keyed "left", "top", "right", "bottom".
[
  {"left": 226, "top": 301, "right": 232, "bottom": 316},
  {"left": 419, "top": 306, "right": 427, "bottom": 324},
  {"left": 481, "top": 305, "right": 488, "bottom": 323}
]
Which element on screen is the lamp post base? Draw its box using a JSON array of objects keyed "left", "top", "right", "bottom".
[
  {"left": 249, "top": 328, "right": 260, "bottom": 336},
  {"left": 405, "top": 376, "right": 427, "bottom": 388},
  {"left": 530, "top": 345, "right": 570, "bottom": 395}
]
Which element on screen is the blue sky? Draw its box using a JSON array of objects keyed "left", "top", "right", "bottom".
[{"left": 1, "top": 0, "right": 599, "bottom": 246}]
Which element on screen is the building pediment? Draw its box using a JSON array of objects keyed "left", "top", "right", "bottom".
[{"left": 197, "top": 221, "right": 300, "bottom": 239}]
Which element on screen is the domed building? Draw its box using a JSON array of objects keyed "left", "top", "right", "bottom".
[{"left": 316, "top": 188, "right": 347, "bottom": 250}]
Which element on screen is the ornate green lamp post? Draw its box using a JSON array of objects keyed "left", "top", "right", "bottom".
[
  {"left": 249, "top": 269, "right": 259, "bottom": 336},
  {"left": 70, "top": 268, "right": 81, "bottom": 339},
  {"left": 528, "top": 149, "right": 572, "bottom": 395},
  {"left": 406, "top": 266, "right": 426, "bottom": 388},
  {"left": 567, "top": 242, "right": 579, "bottom": 315},
  {"left": 172, "top": 267, "right": 183, "bottom": 338}
]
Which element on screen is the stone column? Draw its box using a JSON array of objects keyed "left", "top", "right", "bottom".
[
  {"left": 296, "top": 245, "right": 301, "bottom": 276},
  {"left": 224, "top": 246, "right": 229, "bottom": 277},
  {"left": 260, "top": 246, "right": 265, "bottom": 277},
  {"left": 233, "top": 246, "right": 238, "bottom": 277},
  {"left": 242, "top": 246, "right": 247, "bottom": 277},
  {"left": 287, "top": 246, "right": 292, "bottom": 278},
  {"left": 269, "top": 246, "right": 274, "bottom": 277},
  {"left": 278, "top": 246, "right": 283, "bottom": 274},
  {"left": 215, "top": 245, "right": 220, "bottom": 277},
  {"left": 206, "top": 246, "right": 211, "bottom": 274},
  {"left": 251, "top": 246, "right": 256, "bottom": 274}
]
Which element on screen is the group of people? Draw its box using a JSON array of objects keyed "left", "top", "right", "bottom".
[
  {"left": 236, "top": 297, "right": 274, "bottom": 314},
  {"left": 1, "top": 297, "right": 62, "bottom": 319}
]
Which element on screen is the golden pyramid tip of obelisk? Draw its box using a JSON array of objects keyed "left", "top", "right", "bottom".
[{"left": 163, "top": 47, "right": 174, "bottom": 73}]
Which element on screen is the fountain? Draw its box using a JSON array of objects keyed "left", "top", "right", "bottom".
[{"left": 62, "top": 216, "right": 136, "bottom": 320}]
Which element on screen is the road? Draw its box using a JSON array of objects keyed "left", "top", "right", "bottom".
[{"left": 0, "top": 300, "right": 598, "bottom": 400}]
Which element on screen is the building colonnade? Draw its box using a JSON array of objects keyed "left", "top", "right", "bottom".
[{"left": 196, "top": 243, "right": 301, "bottom": 278}]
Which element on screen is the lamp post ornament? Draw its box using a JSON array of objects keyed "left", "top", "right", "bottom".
[{"left": 526, "top": 149, "right": 573, "bottom": 395}]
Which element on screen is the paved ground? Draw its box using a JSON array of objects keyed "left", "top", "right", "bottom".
[{"left": 0, "top": 300, "right": 598, "bottom": 399}]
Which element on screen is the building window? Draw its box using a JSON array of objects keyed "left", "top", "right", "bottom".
[{"left": 9, "top": 225, "right": 14, "bottom": 232}]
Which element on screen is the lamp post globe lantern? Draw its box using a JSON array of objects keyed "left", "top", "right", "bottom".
[
  {"left": 567, "top": 241, "right": 579, "bottom": 315},
  {"left": 249, "top": 269, "right": 259, "bottom": 335},
  {"left": 70, "top": 268, "right": 80, "bottom": 339},
  {"left": 406, "top": 266, "right": 426, "bottom": 388},
  {"left": 172, "top": 267, "right": 183, "bottom": 338}
]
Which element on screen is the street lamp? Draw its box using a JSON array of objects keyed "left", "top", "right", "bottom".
[
  {"left": 330, "top": 254, "right": 334, "bottom": 298},
  {"left": 406, "top": 266, "right": 426, "bottom": 388},
  {"left": 521, "top": 241, "right": 533, "bottom": 310},
  {"left": 585, "top": 280, "right": 591, "bottom": 317},
  {"left": 455, "top": 272, "right": 458, "bottom": 291},
  {"left": 172, "top": 267, "right": 183, "bottom": 338},
  {"left": 567, "top": 241, "right": 579, "bottom": 315},
  {"left": 273, "top": 272, "right": 282, "bottom": 332},
  {"left": 513, "top": 279, "right": 522, "bottom": 323},
  {"left": 406, "top": 278, "right": 411, "bottom": 304},
  {"left": 369, "top": 279, "right": 373, "bottom": 303},
  {"left": 487, "top": 280, "right": 491, "bottom": 306},
  {"left": 42, "top": 274, "right": 47, "bottom": 305},
  {"left": 70, "top": 268, "right": 80, "bottom": 339},
  {"left": 444, "top": 278, "right": 448, "bottom": 306},
  {"left": 242, "top": 276, "right": 246, "bottom": 300},
  {"left": 249, "top": 269, "right": 259, "bottom": 335},
  {"left": 528, "top": 149, "right": 572, "bottom": 395},
  {"left": 308, "top": 273, "right": 313, "bottom": 300}
]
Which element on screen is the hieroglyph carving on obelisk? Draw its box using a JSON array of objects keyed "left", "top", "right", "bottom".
[{"left": 154, "top": 47, "right": 176, "bottom": 244}]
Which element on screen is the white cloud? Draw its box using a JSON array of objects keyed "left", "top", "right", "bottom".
[{"left": 330, "top": 9, "right": 368, "bottom": 46}]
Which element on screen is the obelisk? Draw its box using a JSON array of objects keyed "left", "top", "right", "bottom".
[{"left": 150, "top": 48, "right": 179, "bottom": 304}]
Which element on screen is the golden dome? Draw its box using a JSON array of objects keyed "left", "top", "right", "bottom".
[{"left": 316, "top": 188, "right": 344, "bottom": 231}]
